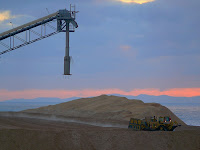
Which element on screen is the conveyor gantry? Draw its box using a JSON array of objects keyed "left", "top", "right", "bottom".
[{"left": 0, "top": 6, "right": 78, "bottom": 75}]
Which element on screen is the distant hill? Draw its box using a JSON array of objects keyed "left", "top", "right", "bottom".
[
  {"left": 1, "top": 94, "right": 199, "bottom": 112},
  {"left": 0, "top": 97, "right": 79, "bottom": 112},
  {"left": 1, "top": 97, "right": 80, "bottom": 103},
  {"left": 111, "top": 94, "right": 200, "bottom": 104},
  {"left": 2, "top": 94, "right": 200, "bottom": 104}
]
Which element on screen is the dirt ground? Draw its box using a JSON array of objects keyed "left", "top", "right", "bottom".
[
  {"left": 0, "top": 115, "right": 199, "bottom": 150},
  {"left": 0, "top": 95, "right": 199, "bottom": 150}
]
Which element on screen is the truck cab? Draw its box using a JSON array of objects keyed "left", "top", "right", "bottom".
[{"left": 159, "top": 116, "right": 171, "bottom": 124}]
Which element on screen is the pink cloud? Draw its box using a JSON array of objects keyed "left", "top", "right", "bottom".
[
  {"left": 120, "top": 45, "right": 132, "bottom": 51},
  {"left": 0, "top": 88, "right": 200, "bottom": 101}
]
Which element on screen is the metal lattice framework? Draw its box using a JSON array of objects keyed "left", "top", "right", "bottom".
[{"left": 0, "top": 5, "right": 78, "bottom": 75}]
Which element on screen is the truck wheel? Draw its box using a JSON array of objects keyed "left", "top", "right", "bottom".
[
  {"left": 160, "top": 126, "right": 168, "bottom": 131},
  {"left": 159, "top": 126, "right": 164, "bottom": 131}
]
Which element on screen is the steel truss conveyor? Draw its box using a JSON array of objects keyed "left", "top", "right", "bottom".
[{"left": 0, "top": 6, "right": 78, "bottom": 75}]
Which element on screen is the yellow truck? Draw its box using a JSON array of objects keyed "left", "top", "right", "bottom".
[{"left": 128, "top": 116, "right": 180, "bottom": 131}]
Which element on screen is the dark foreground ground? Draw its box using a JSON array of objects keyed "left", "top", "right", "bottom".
[{"left": 0, "top": 115, "right": 199, "bottom": 150}]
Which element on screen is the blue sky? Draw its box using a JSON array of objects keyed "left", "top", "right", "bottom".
[{"left": 0, "top": 0, "right": 200, "bottom": 100}]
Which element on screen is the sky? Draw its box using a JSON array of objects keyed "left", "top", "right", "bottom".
[{"left": 0, "top": 0, "right": 200, "bottom": 101}]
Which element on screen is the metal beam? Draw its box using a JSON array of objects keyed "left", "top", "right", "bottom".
[{"left": 0, "top": 12, "right": 58, "bottom": 41}]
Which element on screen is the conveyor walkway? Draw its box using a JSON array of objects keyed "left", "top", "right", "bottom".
[{"left": 0, "top": 7, "right": 78, "bottom": 75}]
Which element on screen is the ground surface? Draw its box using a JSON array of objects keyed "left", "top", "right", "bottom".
[
  {"left": 0, "top": 95, "right": 199, "bottom": 150},
  {"left": 0, "top": 115, "right": 199, "bottom": 150}
]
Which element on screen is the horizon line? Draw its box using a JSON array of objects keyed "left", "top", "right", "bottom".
[{"left": 1, "top": 88, "right": 200, "bottom": 101}]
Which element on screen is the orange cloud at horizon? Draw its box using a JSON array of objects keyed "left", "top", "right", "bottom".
[
  {"left": 118, "top": 0, "right": 155, "bottom": 4},
  {"left": 0, "top": 88, "right": 200, "bottom": 101}
]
